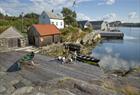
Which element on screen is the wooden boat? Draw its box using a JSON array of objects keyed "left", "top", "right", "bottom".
[
  {"left": 64, "top": 43, "right": 81, "bottom": 53},
  {"left": 76, "top": 54, "right": 100, "bottom": 66}
]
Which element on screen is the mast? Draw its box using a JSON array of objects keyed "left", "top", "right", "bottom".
[{"left": 72, "top": 0, "right": 76, "bottom": 12}]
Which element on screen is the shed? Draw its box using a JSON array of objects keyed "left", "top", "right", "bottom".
[
  {"left": 78, "top": 20, "right": 92, "bottom": 29},
  {"left": 90, "top": 21, "right": 104, "bottom": 30},
  {"left": 90, "top": 21, "right": 110, "bottom": 31},
  {"left": 0, "top": 26, "right": 24, "bottom": 48},
  {"left": 28, "top": 24, "right": 61, "bottom": 47}
]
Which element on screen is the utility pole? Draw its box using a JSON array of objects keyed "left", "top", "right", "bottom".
[{"left": 21, "top": 12, "right": 24, "bottom": 33}]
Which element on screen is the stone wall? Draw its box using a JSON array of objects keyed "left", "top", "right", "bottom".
[{"left": 0, "top": 38, "right": 8, "bottom": 48}]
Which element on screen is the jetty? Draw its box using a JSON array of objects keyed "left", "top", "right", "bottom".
[{"left": 96, "top": 31, "right": 124, "bottom": 39}]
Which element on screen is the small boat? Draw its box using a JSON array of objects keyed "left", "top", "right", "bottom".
[{"left": 76, "top": 54, "right": 100, "bottom": 66}]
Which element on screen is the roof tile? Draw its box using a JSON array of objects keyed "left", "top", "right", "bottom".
[{"left": 33, "top": 24, "right": 60, "bottom": 36}]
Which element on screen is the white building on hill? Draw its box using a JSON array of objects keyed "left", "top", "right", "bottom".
[{"left": 39, "top": 11, "right": 64, "bottom": 29}]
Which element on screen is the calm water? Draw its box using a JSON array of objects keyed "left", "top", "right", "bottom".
[{"left": 92, "top": 27, "right": 140, "bottom": 65}]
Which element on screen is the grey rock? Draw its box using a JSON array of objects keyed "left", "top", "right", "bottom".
[
  {"left": 0, "top": 72, "right": 6, "bottom": 76},
  {"left": 0, "top": 85, "right": 6, "bottom": 93},
  {"left": 11, "top": 86, "right": 34, "bottom": 95},
  {"left": 82, "top": 32, "right": 100, "bottom": 45},
  {"left": 35, "top": 92, "right": 46, "bottom": 95},
  {"left": 10, "top": 79, "right": 20, "bottom": 85},
  {"left": 52, "top": 89, "right": 76, "bottom": 95},
  {"left": 21, "top": 79, "right": 33, "bottom": 86}
]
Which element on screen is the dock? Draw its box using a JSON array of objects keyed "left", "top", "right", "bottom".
[{"left": 96, "top": 31, "right": 124, "bottom": 39}]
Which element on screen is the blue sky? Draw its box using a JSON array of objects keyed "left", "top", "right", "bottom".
[{"left": 0, "top": 0, "right": 140, "bottom": 22}]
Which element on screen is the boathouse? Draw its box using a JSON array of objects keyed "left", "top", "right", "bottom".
[
  {"left": 90, "top": 21, "right": 110, "bottom": 31},
  {"left": 28, "top": 24, "right": 61, "bottom": 47},
  {"left": 78, "top": 20, "right": 92, "bottom": 29},
  {"left": 0, "top": 26, "right": 25, "bottom": 48}
]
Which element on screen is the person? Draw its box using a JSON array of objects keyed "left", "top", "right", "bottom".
[
  {"left": 73, "top": 51, "right": 77, "bottom": 62},
  {"left": 29, "top": 52, "right": 35, "bottom": 65},
  {"left": 62, "top": 57, "right": 66, "bottom": 64}
]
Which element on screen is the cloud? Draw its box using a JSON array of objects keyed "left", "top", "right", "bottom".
[
  {"left": 0, "top": 7, "right": 10, "bottom": 16},
  {"left": 0, "top": 7, "right": 7, "bottom": 15},
  {"left": 98, "top": 0, "right": 116, "bottom": 5},
  {"left": 126, "top": 11, "right": 140, "bottom": 23},
  {"left": 0, "top": 0, "right": 91, "bottom": 16},
  {"left": 102, "top": 13, "right": 117, "bottom": 22},
  {"left": 105, "top": 0, "right": 115, "bottom": 5},
  {"left": 128, "top": 12, "right": 137, "bottom": 19},
  {"left": 77, "top": 13, "right": 93, "bottom": 21},
  {"left": 105, "top": 47, "right": 113, "bottom": 54},
  {"left": 76, "top": 0, "right": 92, "bottom": 3}
]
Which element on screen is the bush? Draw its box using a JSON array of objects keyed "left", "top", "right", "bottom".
[
  {"left": 60, "top": 26, "right": 87, "bottom": 42},
  {"left": 83, "top": 27, "right": 93, "bottom": 33},
  {"left": 60, "top": 26, "right": 79, "bottom": 35}
]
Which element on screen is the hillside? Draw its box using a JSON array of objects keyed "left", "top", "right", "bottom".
[{"left": 0, "top": 13, "right": 38, "bottom": 36}]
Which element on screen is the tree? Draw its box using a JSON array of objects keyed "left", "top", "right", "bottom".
[
  {"left": 0, "top": 12, "right": 4, "bottom": 17},
  {"left": 61, "top": 7, "right": 78, "bottom": 27},
  {"left": 24, "top": 12, "right": 39, "bottom": 18}
]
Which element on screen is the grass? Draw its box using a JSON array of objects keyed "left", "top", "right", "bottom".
[
  {"left": 39, "top": 44, "right": 67, "bottom": 57},
  {"left": 121, "top": 85, "right": 140, "bottom": 95},
  {"left": 103, "top": 80, "right": 140, "bottom": 95}
]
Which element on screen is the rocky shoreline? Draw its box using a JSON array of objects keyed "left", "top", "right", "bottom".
[{"left": 0, "top": 51, "right": 140, "bottom": 95}]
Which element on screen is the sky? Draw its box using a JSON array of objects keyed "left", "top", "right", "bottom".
[{"left": 0, "top": 0, "right": 140, "bottom": 23}]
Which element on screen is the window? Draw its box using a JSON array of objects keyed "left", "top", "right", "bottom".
[
  {"left": 60, "top": 22, "right": 63, "bottom": 26},
  {"left": 43, "top": 15, "right": 45, "bottom": 19},
  {"left": 56, "top": 22, "right": 58, "bottom": 26}
]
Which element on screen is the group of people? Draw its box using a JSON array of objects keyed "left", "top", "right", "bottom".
[{"left": 57, "top": 51, "right": 78, "bottom": 64}]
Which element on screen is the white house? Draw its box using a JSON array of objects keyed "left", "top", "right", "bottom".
[
  {"left": 39, "top": 11, "right": 64, "bottom": 29},
  {"left": 101, "top": 21, "right": 110, "bottom": 31}
]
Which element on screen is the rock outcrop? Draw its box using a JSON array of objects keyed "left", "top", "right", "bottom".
[
  {"left": 0, "top": 51, "right": 139, "bottom": 95},
  {"left": 81, "top": 32, "right": 101, "bottom": 45}
]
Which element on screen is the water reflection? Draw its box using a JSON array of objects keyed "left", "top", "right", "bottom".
[
  {"left": 100, "top": 39, "right": 124, "bottom": 44},
  {"left": 92, "top": 27, "right": 140, "bottom": 73}
]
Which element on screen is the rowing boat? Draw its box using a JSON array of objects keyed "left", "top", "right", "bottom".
[{"left": 76, "top": 54, "right": 100, "bottom": 66}]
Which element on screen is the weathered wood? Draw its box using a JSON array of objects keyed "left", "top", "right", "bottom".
[{"left": 0, "top": 27, "right": 25, "bottom": 48}]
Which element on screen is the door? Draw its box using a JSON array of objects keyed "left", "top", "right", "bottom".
[
  {"left": 8, "top": 38, "right": 18, "bottom": 48},
  {"left": 18, "top": 39, "right": 21, "bottom": 47}
]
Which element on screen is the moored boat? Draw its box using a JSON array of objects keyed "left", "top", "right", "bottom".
[{"left": 76, "top": 54, "right": 100, "bottom": 66}]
